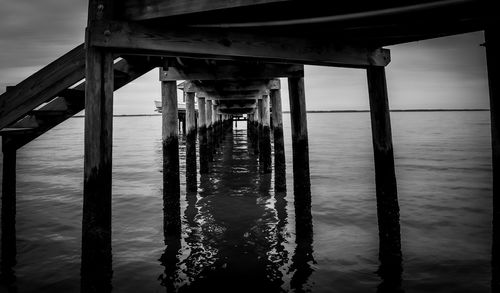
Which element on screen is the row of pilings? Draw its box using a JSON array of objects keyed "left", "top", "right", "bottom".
[{"left": 1, "top": 73, "right": 410, "bottom": 292}]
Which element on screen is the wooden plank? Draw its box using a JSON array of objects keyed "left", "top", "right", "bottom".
[
  {"left": 3, "top": 58, "right": 155, "bottom": 150},
  {"left": 117, "top": 0, "right": 291, "bottom": 21},
  {"left": 0, "top": 44, "right": 86, "bottom": 130},
  {"left": 90, "top": 20, "right": 390, "bottom": 67},
  {"left": 190, "top": 80, "right": 273, "bottom": 92},
  {"left": 160, "top": 59, "right": 303, "bottom": 81},
  {"left": 366, "top": 66, "right": 402, "bottom": 273}
]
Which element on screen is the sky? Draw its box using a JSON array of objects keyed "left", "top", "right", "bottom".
[{"left": 0, "top": 0, "right": 491, "bottom": 115}]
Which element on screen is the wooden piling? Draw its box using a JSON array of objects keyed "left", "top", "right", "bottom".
[
  {"left": 260, "top": 95, "right": 272, "bottom": 173},
  {"left": 366, "top": 66, "right": 402, "bottom": 272},
  {"left": 206, "top": 99, "right": 214, "bottom": 162},
  {"left": 162, "top": 79, "right": 181, "bottom": 237},
  {"left": 198, "top": 97, "right": 209, "bottom": 174},
  {"left": 270, "top": 86, "right": 286, "bottom": 191},
  {"left": 1, "top": 143, "right": 16, "bottom": 285},
  {"left": 185, "top": 91, "right": 197, "bottom": 192},
  {"left": 254, "top": 101, "right": 260, "bottom": 155},
  {"left": 288, "top": 77, "right": 312, "bottom": 226},
  {"left": 486, "top": 24, "right": 500, "bottom": 291},
  {"left": 81, "top": 2, "right": 114, "bottom": 290},
  {"left": 212, "top": 103, "right": 219, "bottom": 151}
]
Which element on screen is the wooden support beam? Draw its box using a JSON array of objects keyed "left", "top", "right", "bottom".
[
  {"left": 117, "top": 0, "right": 290, "bottom": 21},
  {"left": 81, "top": 1, "right": 114, "bottom": 291},
  {"left": 183, "top": 79, "right": 277, "bottom": 94},
  {"left": 486, "top": 23, "right": 500, "bottom": 291},
  {"left": 270, "top": 86, "right": 286, "bottom": 191},
  {"left": 198, "top": 97, "right": 209, "bottom": 174},
  {"left": 366, "top": 66, "right": 402, "bottom": 282},
  {"left": 161, "top": 60, "right": 303, "bottom": 81},
  {"left": 185, "top": 91, "right": 197, "bottom": 192},
  {"left": 0, "top": 44, "right": 86, "bottom": 130},
  {"left": 162, "top": 79, "right": 181, "bottom": 237},
  {"left": 1, "top": 143, "right": 16, "bottom": 285},
  {"left": 288, "top": 76, "right": 312, "bottom": 233},
  {"left": 90, "top": 20, "right": 391, "bottom": 67},
  {"left": 2, "top": 58, "right": 155, "bottom": 151},
  {"left": 259, "top": 95, "right": 272, "bottom": 173}
]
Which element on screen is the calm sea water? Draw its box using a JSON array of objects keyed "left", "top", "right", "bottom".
[{"left": 0, "top": 111, "right": 493, "bottom": 292}]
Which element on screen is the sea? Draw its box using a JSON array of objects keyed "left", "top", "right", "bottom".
[{"left": 0, "top": 111, "right": 493, "bottom": 292}]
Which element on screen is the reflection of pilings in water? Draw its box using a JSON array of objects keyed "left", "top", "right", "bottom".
[
  {"left": 273, "top": 191, "right": 289, "bottom": 280},
  {"left": 162, "top": 80, "right": 181, "bottom": 238},
  {"left": 177, "top": 129, "right": 284, "bottom": 292},
  {"left": 485, "top": 25, "right": 500, "bottom": 293},
  {"left": 159, "top": 237, "right": 182, "bottom": 292},
  {"left": 290, "top": 184, "right": 315, "bottom": 292},
  {"left": 1, "top": 145, "right": 17, "bottom": 290}
]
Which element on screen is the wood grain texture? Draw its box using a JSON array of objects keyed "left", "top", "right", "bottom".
[
  {"left": 270, "top": 87, "right": 286, "bottom": 191},
  {"left": 2, "top": 58, "right": 155, "bottom": 150},
  {"left": 486, "top": 23, "right": 500, "bottom": 292},
  {"left": 160, "top": 60, "right": 303, "bottom": 81},
  {"left": 117, "top": 0, "right": 291, "bottom": 20},
  {"left": 288, "top": 76, "right": 311, "bottom": 220},
  {"left": 366, "top": 66, "right": 402, "bottom": 274},
  {"left": 90, "top": 20, "right": 390, "bottom": 67},
  {"left": 0, "top": 44, "right": 86, "bottom": 130},
  {"left": 81, "top": 38, "right": 114, "bottom": 293}
]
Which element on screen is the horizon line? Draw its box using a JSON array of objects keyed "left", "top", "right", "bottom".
[{"left": 71, "top": 108, "right": 489, "bottom": 118}]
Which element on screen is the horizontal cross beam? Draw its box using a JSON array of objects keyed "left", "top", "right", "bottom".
[
  {"left": 117, "top": 0, "right": 291, "bottom": 21},
  {"left": 89, "top": 20, "right": 390, "bottom": 68}
]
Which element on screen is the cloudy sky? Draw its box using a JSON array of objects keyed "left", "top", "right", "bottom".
[{"left": 0, "top": 0, "right": 490, "bottom": 114}]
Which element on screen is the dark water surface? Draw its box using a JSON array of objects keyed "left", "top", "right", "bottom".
[{"left": 0, "top": 111, "right": 493, "bottom": 292}]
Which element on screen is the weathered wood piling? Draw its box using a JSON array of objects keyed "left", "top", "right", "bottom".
[
  {"left": 254, "top": 100, "right": 260, "bottom": 155},
  {"left": 185, "top": 89, "right": 197, "bottom": 192},
  {"left": 81, "top": 1, "right": 114, "bottom": 291},
  {"left": 259, "top": 95, "right": 272, "bottom": 173},
  {"left": 206, "top": 99, "right": 214, "bottom": 162},
  {"left": 161, "top": 79, "right": 181, "bottom": 237},
  {"left": 270, "top": 82, "right": 286, "bottom": 191},
  {"left": 485, "top": 24, "right": 500, "bottom": 291},
  {"left": 1, "top": 143, "right": 16, "bottom": 284},
  {"left": 366, "top": 66, "right": 402, "bottom": 272},
  {"left": 198, "top": 97, "right": 209, "bottom": 174},
  {"left": 288, "top": 76, "right": 312, "bottom": 229}
]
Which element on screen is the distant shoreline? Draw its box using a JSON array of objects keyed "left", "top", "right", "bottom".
[{"left": 72, "top": 109, "right": 489, "bottom": 118}]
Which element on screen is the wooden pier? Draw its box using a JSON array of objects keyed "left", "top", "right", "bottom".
[{"left": 0, "top": 0, "right": 495, "bottom": 291}]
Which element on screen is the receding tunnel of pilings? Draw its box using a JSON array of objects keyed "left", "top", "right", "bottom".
[{"left": 1, "top": 66, "right": 406, "bottom": 292}]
